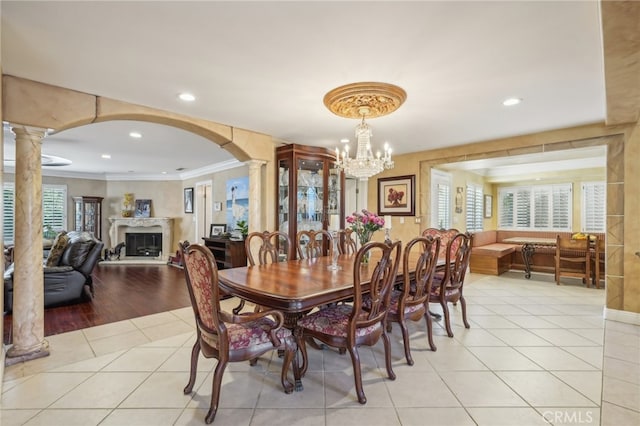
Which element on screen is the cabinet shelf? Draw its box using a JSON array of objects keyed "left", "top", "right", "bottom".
[
  {"left": 73, "top": 196, "right": 103, "bottom": 240},
  {"left": 202, "top": 237, "right": 247, "bottom": 269}
]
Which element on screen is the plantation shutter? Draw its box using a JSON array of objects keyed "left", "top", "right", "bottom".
[
  {"left": 499, "top": 190, "right": 514, "bottom": 228},
  {"left": 582, "top": 182, "right": 606, "bottom": 232},
  {"left": 465, "top": 184, "right": 483, "bottom": 232},
  {"left": 3, "top": 185, "right": 15, "bottom": 243},
  {"left": 552, "top": 185, "right": 571, "bottom": 230},
  {"left": 515, "top": 188, "right": 531, "bottom": 228}
]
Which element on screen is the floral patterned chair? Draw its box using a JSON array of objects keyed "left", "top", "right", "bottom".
[
  {"left": 429, "top": 232, "right": 473, "bottom": 337},
  {"left": 295, "top": 240, "right": 402, "bottom": 404},
  {"left": 180, "top": 242, "right": 300, "bottom": 424}
]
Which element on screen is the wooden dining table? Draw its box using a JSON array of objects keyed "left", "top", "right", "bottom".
[{"left": 218, "top": 254, "right": 361, "bottom": 326}]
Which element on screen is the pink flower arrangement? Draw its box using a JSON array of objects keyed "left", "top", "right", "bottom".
[{"left": 345, "top": 209, "right": 385, "bottom": 245}]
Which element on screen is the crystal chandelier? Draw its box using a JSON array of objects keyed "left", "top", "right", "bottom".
[
  {"left": 335, "top": 107, "right": 394, "bottom": 180},
  {"left": 324, "top": 82, "right": 406, "bottom": 181}
]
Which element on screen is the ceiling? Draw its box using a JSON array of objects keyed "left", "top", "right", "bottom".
[{"left": 0, "top": 1, "right": 630, "bottom": 180}]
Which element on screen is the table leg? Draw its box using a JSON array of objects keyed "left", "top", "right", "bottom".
[{"left": 521, "top": 243, "right": 535, "bottom": 279}]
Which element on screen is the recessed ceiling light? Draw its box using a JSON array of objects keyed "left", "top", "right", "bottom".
[
  {"left": 161, "top": 171, "right": 167, "bottom": 174},
  {"left": 178, "top": 93, "right": 196, "bottom": 102},
  {"left": 129, "top": 131, "right": 142, "bottom": 139},
  {"left": 503, "top": 97, "right": 522, "bottom": 106},
  {"left": 340, "top": 138, "right": 350, "bottom": 144},
  {"left": 101, "top": 154, "right": 111, "bottom": 159}
]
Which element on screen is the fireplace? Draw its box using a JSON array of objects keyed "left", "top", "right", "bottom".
[
  {"left": 126, "top": 233, "right": 162, "bottom": 257},
  {"left": 108, "top": 217, "right": 174, "bottom": 261}
]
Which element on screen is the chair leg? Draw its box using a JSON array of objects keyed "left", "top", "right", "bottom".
[
  {"left": 381, "top": 326, "right": 396, "bottom": 381},
  {"left": 398, "top": 319, "right": 414, "bottom": 365},
  {"left": 205, "top": 358, "right": 227, "bottom": 424},
  {"left": 424, "top": 308, "right": 437, "bottom": 352},
  {"left": 347, "top": 345, "right": 367, "bottom": 404},
  {"left": 441, "top": 300, "right": 454, "bottom": 338},
  {"left": 459, "top": 296, "right": 470, "bottom": 329},
  {"left": 183, "top": 340, "right": 201, "bottom": 394},
  {"left": 231, "top": 299, "right": 245, "bottom": 315}
]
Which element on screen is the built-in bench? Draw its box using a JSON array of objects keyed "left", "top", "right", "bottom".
[
  {"left": 470, "top": 230, "right": 605, "bottom": 277},
  {"left": 469, "top": 231, "right": 518, "bottom": 275}
]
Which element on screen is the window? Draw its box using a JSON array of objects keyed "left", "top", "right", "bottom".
[
  {"left": 3, "top": 183, "right": 67, "bottom": 244},
  {"left": 465, "top": 184, "right": 484, "bottom": 232},
  {"left": 582, "top": 181, "right": 606, "bottom": 233},
  {"left": 498, "top": 183, "right": 572, "bottom": 231},
  {"left": 431, "top": 169, "right": 451, "bottom": 229}
]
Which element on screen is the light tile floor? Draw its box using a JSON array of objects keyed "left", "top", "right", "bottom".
[{"left": 2, "top": 272, "right": 639, "bottom": 425}]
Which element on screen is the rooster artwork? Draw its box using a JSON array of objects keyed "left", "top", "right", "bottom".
[{"left": 387, "top": 187, "right": 406, "bottom": 207}]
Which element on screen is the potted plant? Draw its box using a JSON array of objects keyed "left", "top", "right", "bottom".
[{"left": 235, "top": 220, "right": 248, "bottom": 239}]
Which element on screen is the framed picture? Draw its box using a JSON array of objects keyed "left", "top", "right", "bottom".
[
  {"left": 184, "top": 187, "right": 194, "bottom": 213},
  {"left": 484, "top": 194, "right": 493, "bottom": 218},
  {"left": 377, "top": 175, "right": 415, "bottom": 216},
  {"left": 210, "top": 224, "right": 226, "bottom": 237},
  {"left": 213, "top": 201, "right": 222, "bottom": 212},
  {"left": 134, "top": 199, "right": 151, "bottom": 218}
]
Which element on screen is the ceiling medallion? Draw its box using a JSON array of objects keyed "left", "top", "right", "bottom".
[{"left": 323, "top": 82, "right": 407, "bottom": 119}]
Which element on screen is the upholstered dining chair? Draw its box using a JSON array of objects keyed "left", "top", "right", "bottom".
[
  {"left": 384, "top": 235, "right": 441, "bottom": 364},
  {"left": 180, "top": 241, "right": 300, "bottom": 424},
  {"left": 295, "top": 240, "right": 402, "bottom": 404},
  {"left": 554, "top": 234, "right": 591, "bottom": 286},
  {"left": 422, "top": 227, "right": 460, "bottom": 260},
  {"left": 296, "top": 229, "right": 334, "bottom": 259},
  {"left": 337, "top": 228, "right": 357, "bottom": 255},
  {"left": 430, "top": 232, "right": 472, "bottom": 338}
]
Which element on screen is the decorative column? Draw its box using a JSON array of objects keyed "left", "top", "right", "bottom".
[
  {"left": 246, "top": 160, "right": 266, "bottom": 233},
  {"left": 6, "top": 125, "right": 49, "bottom": 364}
]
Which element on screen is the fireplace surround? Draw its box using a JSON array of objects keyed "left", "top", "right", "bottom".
[{"left": 108, "top": 217, "right": 173, "bottom": 261}]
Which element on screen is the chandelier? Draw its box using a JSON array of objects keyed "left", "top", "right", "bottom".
[{"left": 324, "top": 82, "right": 406, "bottom": 181}]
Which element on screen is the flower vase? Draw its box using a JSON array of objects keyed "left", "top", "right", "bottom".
[{"left": 358, "top": 232, "right": 372, "bottom": 264}]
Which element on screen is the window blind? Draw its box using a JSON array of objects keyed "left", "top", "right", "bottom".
[
  {"left": 431, "top": 169, "right": 451, "bottom": 229},
  {"left": 465, "top": 184, "right": 483, "bottom": 232},
  {"left": 498, "top": 184, "right": 571, "bottom": 231},
  {"left": 582, "top": 181, "right": 606, "bottom": 233}
]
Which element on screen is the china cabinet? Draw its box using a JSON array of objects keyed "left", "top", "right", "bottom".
[
  {"left": 276, "top": 144, "right": 344, "bottom": 253},
  {"left": 73, "top": 196, "right": 103, "bottom": 240},
  {"left": 202, "top": 237, "right": 247, "bottom": 270}
]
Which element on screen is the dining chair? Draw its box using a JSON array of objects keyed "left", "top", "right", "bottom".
[
  {"left": 245, "top": 230, "right": 293, "bottom": 265},
  {"left": 296, "top": 229, "right": 334, "bottom": 259},
  {"left": 337, "top": 228, "right": 357, "bottom": 255},
  {"left": 429, "top": 232, "right": 472, "bottom": 338},
  {"left": 180, "top": 241, "right": 300, "bottom": 424},
  {"left": 295, "top": 240, "right": 402, "bottom": 404},
  {"left": 422, "top": 227, "right": 460, "bottom": 259},
  {"left": 592, "top": 235, "right": 605, "bottom": 289},
  {"left": 234, "top": 230, "right": 293, "bottom": 314},
  {"left": 554, "top": 234, "right": 591, "bottom": 286},
  {"left": 385, "top": 235, "right": 441, "bottom": 364}
]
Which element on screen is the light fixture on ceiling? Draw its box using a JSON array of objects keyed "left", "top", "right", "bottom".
[
  {"left": 101, "top": 154, "right": 111, "bottom": 159},
  {"left": 324, "top": 82, "right": 405, "bottom": 180},
  {"left": 179, "top": 92, "right": 196, "bottom": 102},
  {"left": 129, "top": 131, "right": 142, "bottom": 139},
  {"left": 503, "top": 97, "right": 522, "bottom": 106}
]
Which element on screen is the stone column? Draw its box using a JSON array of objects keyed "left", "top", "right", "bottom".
[
  {"left": 246, "top": 160, "right": 266, "bottom": 233},
  {"left": 6, "top": 125, "right": 49, "bottom": 364}
]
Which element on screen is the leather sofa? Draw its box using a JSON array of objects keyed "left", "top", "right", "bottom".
[{"left": 4, "top": 231, "right": 104, "bottom": 313}]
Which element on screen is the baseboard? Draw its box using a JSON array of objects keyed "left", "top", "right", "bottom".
[{"left": 603, "top": 307, "right": 640, "bottom": 325}]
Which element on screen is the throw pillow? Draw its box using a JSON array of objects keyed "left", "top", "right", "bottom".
[
  {"left": 65, "top": 241, "right": 95, "bottom": 270},
  {"left": 45, "top": 231, "right": 69, "bottom": 267}
]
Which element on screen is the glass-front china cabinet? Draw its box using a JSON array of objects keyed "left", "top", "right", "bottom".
[
  {"left": 73, "top": 196, "right": 103, "bottom": 240},
  {"left": 276, "top": 144, "right": 344, "bottom": 254}
]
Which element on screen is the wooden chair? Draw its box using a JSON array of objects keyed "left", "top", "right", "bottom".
[
  {"left": 385, "top": 235, "right": 441, "bottom": 364},
  {"left": 337, "top": 228, "right": 357, "bottom": 255},
  {"left": 592, "top": 236, "right": 605, "bottom": 289},
  {"left": 554, "top": 235, "right": 591, "bottom": 286},
  {"left": 245, "top": 230, "right": 293, "bottom": 265},
  {"left": 430, "top": 232, "right": 472, "bottom": 338},
  {"left": 180, "top": 242, "right": 300, "bottom": 424},
  {"left": 237, "top": 230, "right": 293, "bottom": 314},
  {"left": 296, "top": 229, "right": 334, "bottom": 259},
  {"left": 295, "top": 240, "right": 402, "bottom": 404},
  {"left": 422, "top": 227, "right": 460, "bottom": 259}
]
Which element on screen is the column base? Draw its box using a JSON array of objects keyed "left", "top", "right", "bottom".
[{"left": 5, "top": 340, "right": 50, "bottom": 366}]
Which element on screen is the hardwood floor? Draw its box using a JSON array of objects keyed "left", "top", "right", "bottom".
[{"left": 3, "top": 263, "right": 191, "bottom": 343}]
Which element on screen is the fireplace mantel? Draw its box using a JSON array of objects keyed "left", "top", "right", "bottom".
[{"left": 109, "top": 217, "right": 174, "bottom": 261}]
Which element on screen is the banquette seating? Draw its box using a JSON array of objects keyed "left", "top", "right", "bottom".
[{"left": 469, "top": 230, "right": 605, "bottom": 280}]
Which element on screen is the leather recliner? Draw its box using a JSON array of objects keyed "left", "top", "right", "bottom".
[{"left": 4, "top": 231, "right": 104, "bottom": 313}]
